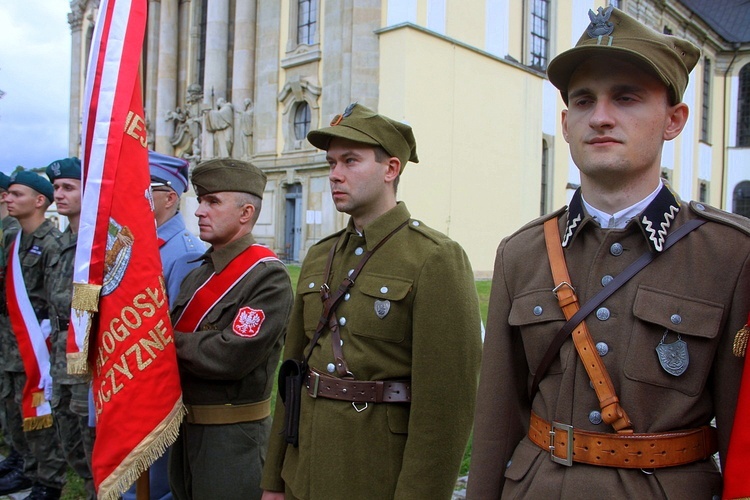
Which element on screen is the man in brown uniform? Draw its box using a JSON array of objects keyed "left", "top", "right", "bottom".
[
  {"left": 168, "top": 158, "right": 293, "bottom": 500},
  {"left": 261, "top": 104, "right": 482, "bottom": 499},
  {"left": 468, "top": 6, "right": 750, "bottom": 499}
]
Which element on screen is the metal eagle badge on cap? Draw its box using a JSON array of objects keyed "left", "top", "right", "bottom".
[
  {"left": 374, "top": 299, "right": 390, "bottom": 319},
  {"left": 587, "top": 5, "right": 614, "bottom": 38},
  {"left": 655, "top": 330, "right": 689, "bottom": 376},
  {"left": 330, "top": 102, "right": 357, "bottom": 126}
]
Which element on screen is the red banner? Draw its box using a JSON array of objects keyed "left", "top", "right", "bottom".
[
  {"left": 724, "top": 316, "right": 750, "bottom": 499},
  {"left": 69, "top": 0, "right": 184, "bottom": 498}
]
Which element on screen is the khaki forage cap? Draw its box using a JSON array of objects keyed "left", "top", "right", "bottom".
[
  {"left": 191, "top": 157, "right": 267, "bottom": 199},
  {"left": 547, "top": 5, "right": 700, "bottom": 105}
]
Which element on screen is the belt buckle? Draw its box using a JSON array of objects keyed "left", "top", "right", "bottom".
[
  {"left": 309, "top": 371, "right": 320, "bottom": 398},
  {"left": 549, "top": 421, "right": 573, "bottom": 467}
]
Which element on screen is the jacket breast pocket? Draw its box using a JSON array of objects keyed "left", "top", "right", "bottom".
[
  {"left": 623, "top": 285, "right": 724, "bottom": 397},
  {"left": 297, "top": 273, "right": 325, "bottom": 337},
  {"left": 509, "top": 289, "right": 566, "bottom": 375},
  {"left": 350, "top": 273, "right": 413, "bottom": 343}
]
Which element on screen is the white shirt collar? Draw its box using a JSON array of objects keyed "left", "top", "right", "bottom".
[{"left": 582, "top": 181, "right": 663, "bottom": 229}]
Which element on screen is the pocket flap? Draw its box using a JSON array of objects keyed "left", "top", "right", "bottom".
[
  {"left": 357, "top": 273, "right": 413, "bottom": 301},
  {"left": 633, "top": 286, "right": 724, "bottom": 339},
  {"left": 297, "top": 273, "right": 325, "bottom": 296},
  {"left": 509, "top": 289, "right": 565, "bottom": 326},
  {"left": 504, "top": 439, "right": 543, "bottom": 481}
]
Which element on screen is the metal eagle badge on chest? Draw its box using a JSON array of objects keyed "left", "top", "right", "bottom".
[
  {"left": 655, "top": 331, "right": 689, "bottom": 376},
  {"left": 374, "top": 300, "right": 390, "bottom": 319}
]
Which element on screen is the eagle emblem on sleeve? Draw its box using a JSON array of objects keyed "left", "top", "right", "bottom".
[{"left": 232, "top": 307, "right": 265, "bottom": 338}]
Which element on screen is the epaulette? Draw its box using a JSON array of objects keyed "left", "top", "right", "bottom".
[
  {"left": 311, "top": 228, "right": 345, "bottom": 248},
  {"left": 406, "top": 218, "right": 445, "bottom": 245},
  {"left": 509, "top": 206, "right": 567, "bottom": 238},
  {"left": 689, "top": 201, "right": 750, "bottom": 236}
]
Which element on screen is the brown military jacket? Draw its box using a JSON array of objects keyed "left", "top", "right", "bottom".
[
  {"left": 171, "top": 233, "right": 293, "bottom": 406},
  {"left": 262, "top": 202, "right": 483, "bottom": 500},
  {"left": 467, "top": 188, "right": 750, "bottom": 499}
]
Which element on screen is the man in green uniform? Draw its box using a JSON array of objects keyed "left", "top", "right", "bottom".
[
  {"left": 169, "top": 158, "right": 293, "bottom": 500},
  {"left": 261, "top": 104, "right": 482, "bottom": 500},
  {"left": 1, "top": 171, "right": 67, "bottom": 500},
  {"left": 45, "top": 158, "right": 95, "bottom": 500},
  {"left": 467, "top": 6, "right": 750, "bottom": 499}
]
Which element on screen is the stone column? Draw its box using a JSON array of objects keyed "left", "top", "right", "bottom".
[
  {"left": 231, "top": 0, "right": 256, "bottom": 158},
  {"left": 144, "top": 0, "right": 161, "bottom": 139},
  {"left": 154, "top": 0, "right": 179, "bottom": 152},
  {"left": 203, "top": 0, "right": 229, "bottom": 103},
  {"left": 177, "top": 0, "right": 191, "bottom": 106},
  {"left": 67, "top": 6, "right": 85, "bottom": 157}
]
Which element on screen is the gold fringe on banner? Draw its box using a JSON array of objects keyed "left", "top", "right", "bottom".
[
  {"left": 68, "top": 283, "right": 102, "bottom": 375},
  {"left": 97, "top": 400, "right": 187, "bottom": 500},
  {"left": 733, "top": 325, "right": 750, "bottom": 358},
  {"left": 23, "top": 414, "right": 53, "bottom": 432}
]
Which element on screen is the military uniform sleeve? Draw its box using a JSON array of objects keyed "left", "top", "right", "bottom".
[
  {"left": 164, "top": 252, "right": 203, "bottom": 308},
  {"left": 392, "top": 240, "right": 482, "bottom": 499},
  {"left": 466, "top": 239, "right": 530, "bottom": 498},
  {"left": 174, "top": 261, "right": 293, "bottom": 380}
]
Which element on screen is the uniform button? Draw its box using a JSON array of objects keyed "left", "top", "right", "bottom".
[
  {"left": 412, "top": 220, "right": 420, "bottom": 227},
  {"left": 596, "top": 307, "right": 610, "bottom": 321},
  {"left": 355, "top": 247, "right": 364, "bottom": 256},
  {"left": 589, "top": 380, "right": 594, "bottom": 389},
  {"left": 348, "top": 269, "right": 354, "bottom": 277},
  {"left": 308, "top": 282, "right": 315, "bottom": 289},
  {"left": 595, "top": 342, "right": 609, "bottom": 356},
  {"left": 610, "top": 243, "right": 623, "bottom": 256},
  {"left": 344, "top": 293, "right": 351, "bottom": 301},
  {"left": 589, "top": 410, "right": 603, "bottom": 425},
  {"left": 601, "top": 275, "right": 614, "bottom": 286},
  {"left": 340, "top": 339, "right": 344, "bottom": 346},
  {"left": 380, "top": 286, "right": 388, "bottom": 294},
  {"left": 339, "top": 317, "right": 347, "bottom": 326},
  {"left": 696, "top": 203, "right": 706, "bottom": 211},
  {"left": 533, "top": 306, "right": 543, "bottom": 316},
  {"left": 670, "top": 314, "right": 682, "bottom": 325},
  {"left": 506, "top": 459, "right": 512, "bottom": 468},
  {"left": 326, "top": 363, "right": 335, "bottom": 373}
]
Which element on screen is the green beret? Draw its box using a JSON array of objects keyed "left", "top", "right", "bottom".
[
  {"left": 46, "top": 157, "right": 82, "bottom": 182},
  {"left": 191, "top": 158, "right": 267, "bottom": 199},
  {"left": 0, "top": 172, "right": 11, "bottom": 191},
  {"left": 547, "top": 6, "right": 700, "bottom": 105},
  {"left": 9, "top": 171, "right": 54, "bottom": 203},
  {"left": 307, "top": 103, "right": 419, "bottom": 173}
]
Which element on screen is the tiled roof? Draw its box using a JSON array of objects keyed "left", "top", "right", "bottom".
[{"left": 679, "top": 0, "right": 750, "bottom": 43}]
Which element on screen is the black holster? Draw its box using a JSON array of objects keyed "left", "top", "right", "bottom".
[{"left": 278, "top": 359, "right": 306, "bottom": 447}]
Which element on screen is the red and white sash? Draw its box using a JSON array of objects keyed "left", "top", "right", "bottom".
[
  {"left": 5, "top": 232, "right": 52, "bottom": 431},
  {"left": 174, "top": 244, "right": 279, "bottom": 332}
]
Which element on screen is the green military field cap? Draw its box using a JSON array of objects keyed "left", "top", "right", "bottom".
[
  {"left": 191, "top": 157, "right": 267, "bottom": 199},
  {"left": 547, "top": 5, "right": 700, "bottom": 105},
  {"left": 9, "top": 170, "right": 54, "bottom": 203},
  {"left": 45, "top": 157, "right": 81, "bottom": 182},
  {"left": 0, "top": 172, "right": 11, "bottom": 190},
  {"left": 307, "top": 103, "right": 419, "bottom": 173}
]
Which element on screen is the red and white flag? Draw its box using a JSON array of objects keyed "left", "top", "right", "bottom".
[
  {"left": 725, "top": 314, "right": 750, "bottom": 500},
  {"left": 68, "top": 0, "right": 184, "bottom": 498}
]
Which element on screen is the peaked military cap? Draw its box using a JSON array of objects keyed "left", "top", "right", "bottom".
[
  {"left": 9, "top": 170, "right": 54, "bottom": 203},
  {"left": 191, "top": 157, "right": 267, "bottom": 199},
  {"left": 547, "top": 5, "right": 700, "bottom": 105},
  {"left": 0, "top": 172, "right": 11, "bottom": 190},
  {"left": 307, "top": 103, "right": 419, "bottom": 173},
  {"left": 45, "top": 157, "right": 81, "bottom": 182},
  {"left": 148, "top": 151, "right": 189, "bottom": 193}
]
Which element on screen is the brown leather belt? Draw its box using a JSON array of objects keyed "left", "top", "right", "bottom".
[
  {"left": 529, "top": 411, "right": 717, "bottom": 468},
  {"left": 185, "top": 398, "right": 271, "bottom": 425},
  {"left": 306, "top": 368, "right": 411, "bottom": 403}
]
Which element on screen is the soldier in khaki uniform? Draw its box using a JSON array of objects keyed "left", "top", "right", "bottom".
[
  {"left": 44, "top": 158, "right": 96, "bottom": 500},
  {"left": 169, "top": 159, "right": 293, "bottom": 500},
  {"left": 467, "top": 6, "right": 750, "bottom": 499},
  {"left": 261, "top": 104, "right": 482, "bottom": 499}
]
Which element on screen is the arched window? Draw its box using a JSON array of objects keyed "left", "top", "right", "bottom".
[
  {"left": 738, "top": 64, "right": 750, "bottom": 147},
  {"left": 733, "top": 181, "right": 750, "bottom": 218},
  {"left": 294, "top": 102, "right": 312, "bottom": 141}
]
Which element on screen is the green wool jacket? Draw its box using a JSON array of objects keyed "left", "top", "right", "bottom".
[{"left": 262, "top": 202, "right": 483, "bottom": 500}]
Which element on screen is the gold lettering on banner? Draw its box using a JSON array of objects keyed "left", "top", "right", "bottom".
[
  {"left": 95, "top": 283, "right": 173, "bottom": 416},
  {"left": 124, "top": 110, "right": 148, "bottom": 147}
]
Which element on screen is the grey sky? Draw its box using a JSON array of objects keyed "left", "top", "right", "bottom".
[{"left": 0, "top": 0, "right": 72, "bottom": 174}]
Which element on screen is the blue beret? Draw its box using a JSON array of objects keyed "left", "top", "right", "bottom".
[
  {"left": 9, "top": 171, "right": 54, "bottom": 203},
  {"left": 46, "top": 157, "right": 82, "bottom": 182},
  {"left": 0, "top": 172, "right": 11, "bottom": 190},
  {"left": 148, "top": 151, "right": 189, "bottom": 194}
]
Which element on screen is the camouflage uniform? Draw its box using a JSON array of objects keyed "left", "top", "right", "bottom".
[
  {"left": 3, "top": 219, "right": 67, "bottom": 490},
  {"left": 46, "top": 227, "right": 95, "bottom": 499}
]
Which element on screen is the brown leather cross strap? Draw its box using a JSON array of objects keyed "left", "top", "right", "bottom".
[
  {"left": 543, "top": 218, "right": 633, "bottom": 433},
  {"left": 305, "top": 368, "right": 411, "bottom": 403},
  {"left": 528, "top": 411, "right": 718, "bottom": 468}
]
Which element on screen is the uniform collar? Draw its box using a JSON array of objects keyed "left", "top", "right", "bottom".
[
  {"left": 563, "top": 184, "right": 681, "bottom": 252},
  {"left": 339, "top": 202, "right": 411, "bottom": 252},
  {"left": 204, "top": 232, "right": 256, "bottom": 273},
  {"left": 156, "top": 212, "right": 186, "bottom": 242}
]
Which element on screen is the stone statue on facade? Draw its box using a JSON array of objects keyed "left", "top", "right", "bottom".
[
  {"left": 184, "top": 83, "right": 204, "bottom": 164},
  {"left": 165, "top": 107, "right": 191, "bottom": 158},
  {"left": 240, "top": 98, "right": 254, "bottom": 159},
  {"left": 204, "top": 97, "right": 234, "bottom": 158}
]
